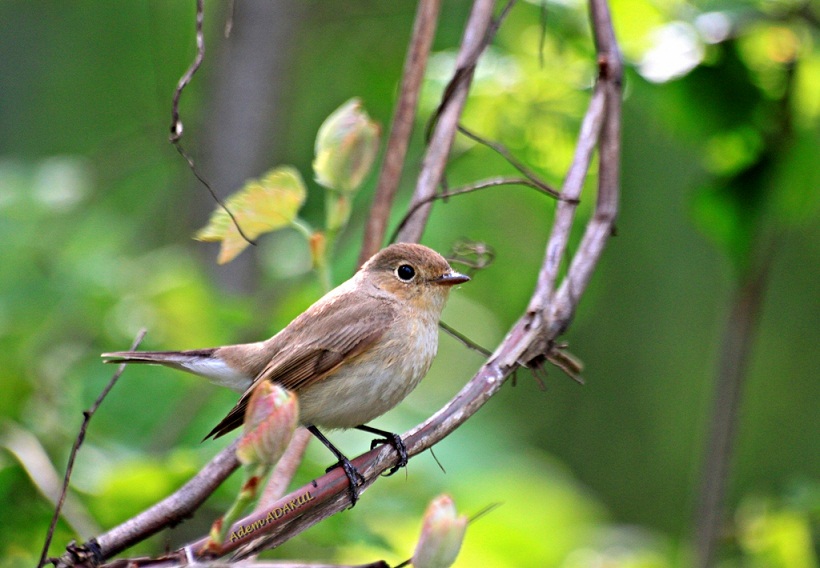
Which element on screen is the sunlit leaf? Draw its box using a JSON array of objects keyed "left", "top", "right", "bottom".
[
  {"left": 313, "top": 98, "right": 380, "bottom": 194},
  {"left": 195, "top": 167, "right": 307, "bottom": 264},
  {"left": 737, "top": 497, "right": 819, "bottom": 568}
]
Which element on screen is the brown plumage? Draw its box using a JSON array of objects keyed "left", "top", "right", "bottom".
[{"left": 103, "top": 243, "right": 469, "bottom": 440}]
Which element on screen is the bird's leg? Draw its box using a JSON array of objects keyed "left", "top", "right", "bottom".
[
  {"left": 355, "top": 424, "right": 408, "bottom": 476},
  {"left": 307, "top": 425, "right": 364, "bottom": 506}
]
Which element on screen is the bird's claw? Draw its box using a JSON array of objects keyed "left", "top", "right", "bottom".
[
  {"left": 326, "top": 458, "right": 365, "bottom": 506},
  {"left": 370, "top": 433, "right": 408, "bottom": 476}
]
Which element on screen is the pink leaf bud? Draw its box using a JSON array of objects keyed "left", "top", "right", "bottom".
[
  {"left": 236, "top": 383, "right": 298, "bottom": 466},
  {"left": 412, "top": 494, "right": 468, "bottom": 568}
]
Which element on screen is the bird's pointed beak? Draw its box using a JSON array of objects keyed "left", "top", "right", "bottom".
[{"left": 430, "top": 271, "right": 470, "bottom": 286}]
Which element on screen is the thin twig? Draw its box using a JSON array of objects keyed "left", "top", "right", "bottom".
[
  {"left": 169, "top": 0, "right": 255, "bottom": 248},
  {"left": 457, "top": 124, "right": 560, "bottom": 197},
  {"left": 423, "top": 0, "right": 517, "bottom": 143},
  {"left": 52, "top": 440, "right": 241, "bottom": 568},
  {"left": 173, "top": 143, "right": 256, "bottom": 247},
  {"left": 358, "top": 0, "right": 442, "bottom": 267},
  {"left": 39, "top": 329, "right": 147, "bottom": 568},
  {"left": 168, "top": 0, "right": 204, "bottom": 144},
  {"left": 391, "top": 176, "right": 566, "bottom": 243},
  {"left": 439, "top": 320, "right": 492, "bottom": 357}
]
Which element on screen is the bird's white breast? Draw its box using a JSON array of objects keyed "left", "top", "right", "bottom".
[{"left": 297, "top": 310, "right": 440, "bottom": 429}]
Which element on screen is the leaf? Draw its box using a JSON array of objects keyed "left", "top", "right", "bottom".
[
  {"left": 313, "top": 98, "right": 380, "bottom": 194},
  {"left": 195, "top": 167, "right": 307, "bottom": 264}
]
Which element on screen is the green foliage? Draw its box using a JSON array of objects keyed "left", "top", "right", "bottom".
[
  {"left": 195, "top": 99, "right": 380, "bottom": 288},
  {"left": 0, "top": 0, "right": 817, "bottom": 566},
  {"left": 737, "top": 506, "right": 817, "bottom": 567},
  {"left": 633, "top": 8, "right": 820, "bottom": 274},
  {"left": 88, "top": 450, "right": 201, "bottom": 528}
]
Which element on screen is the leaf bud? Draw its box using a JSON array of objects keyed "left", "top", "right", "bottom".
[
  {"left": 412, "top": 494, "right": 468, "bottom": 568},
  {"left": 236, "top": 383, "right": 299, "bottom": 466}
]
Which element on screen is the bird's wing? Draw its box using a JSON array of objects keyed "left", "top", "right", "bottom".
[{"left": 205, "top": 296, "right": 397, "bottom": 439}]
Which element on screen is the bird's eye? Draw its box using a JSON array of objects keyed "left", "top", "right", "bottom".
[{"left": 396, "top": 264, "right": 416, "bottom": 282}]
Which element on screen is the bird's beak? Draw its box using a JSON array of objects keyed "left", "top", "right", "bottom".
[{"left": 430, "top": 271, "right": 470, "bottom": 286}]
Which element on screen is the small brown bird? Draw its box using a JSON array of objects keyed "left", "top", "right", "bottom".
[{"left": 103, "top": 243, "right": 469, "bottom": 503}]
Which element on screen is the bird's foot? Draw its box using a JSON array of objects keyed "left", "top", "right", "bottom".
[
  {"left": 369, "top": 432, "right": 408, "bottom": 476},
  {"left": 326, "top": 457, "right": 365, "bottom": 506}
]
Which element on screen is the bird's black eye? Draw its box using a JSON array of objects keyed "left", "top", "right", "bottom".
[{"left": 396, "top": 264, "right": 416, "bottom": 282}]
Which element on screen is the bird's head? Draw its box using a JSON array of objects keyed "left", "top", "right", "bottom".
[{"left": 360, "top": 243, "right": 469, "bottom": 313}]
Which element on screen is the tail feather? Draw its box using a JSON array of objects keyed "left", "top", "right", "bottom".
[
  {"left": 101, "top": 348, "right": 252, "bottom": 392},
  {"left": 102, "top": 348, "right": 216, "bottom": 366}
]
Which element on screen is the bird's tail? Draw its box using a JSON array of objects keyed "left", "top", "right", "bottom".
[
  {"left": 102, "top": 348, "right": 216, "bottom": 367},
  {"left": 101, "top": 348, "right": 251, "bottom": 392}
]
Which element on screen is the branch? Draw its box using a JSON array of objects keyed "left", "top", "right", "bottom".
[
  {"left": 39, "top": 329, "right": 147, "bottom": 568},
  {"left": 51, "top": 440, "right": 240, "bottom": 568},
  {"left": 395, "top": 0, "right": 501, "bottom": 243},
  {"left": 529, "top": 0, "right": 622, "bottom": 330},
  {"left": 456, "top": 124, "right": 561, "bottom": 198},
  {"left": 101, "top": 559, "right": 388, "bottom": 568},
  {"left": 168, "top": 0, "right": 205, "bottom": 145},
  {"left": 358, "top": 0, "right": 442, "bottom": 266},
  {"left": 184, "top": 0, "right": 620, "bottom": 557}
]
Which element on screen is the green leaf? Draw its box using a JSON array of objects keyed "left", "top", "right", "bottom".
[
  {"left": 313, "top": 98, "right": 380, "bottom": 194},
  {"left": 195, "top": 167, "right": 307, "bottom": 264}
]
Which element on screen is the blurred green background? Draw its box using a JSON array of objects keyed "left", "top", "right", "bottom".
[{"left": 1, "top": 1, "right": 817, "bottom": 566}]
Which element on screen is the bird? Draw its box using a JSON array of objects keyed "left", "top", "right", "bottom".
[{"left": 102, "top": 243, "right": 469, "bottom": 504}]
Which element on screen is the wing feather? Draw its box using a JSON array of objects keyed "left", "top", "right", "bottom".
[{"left": 205, "top": 296, "right": 396, "bottom": 439}]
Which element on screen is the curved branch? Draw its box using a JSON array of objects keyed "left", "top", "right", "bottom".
[{"left": 184, "top": 0, "right": 622, "bottom": 552}]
